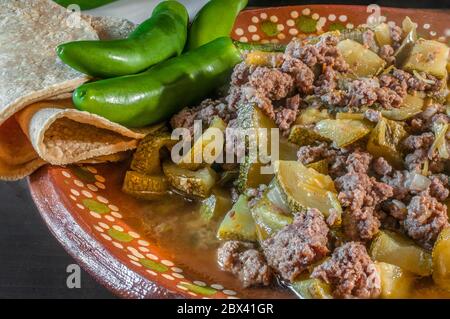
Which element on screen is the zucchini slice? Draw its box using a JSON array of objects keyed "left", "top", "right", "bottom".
[
  {"left": 122, "top": 171, "right": 169, "bottom": 200},
  {"left": 315, "top": 119, "right": 373, "bottom": 148},
  {"left": 163, "top": 162, "right": 217, "bottom": 198},
  {"left": 273, "top": 160, "right": 342, "bottom": 225},
  {"left": 432, "top": 227, "right": 450, "bottom": 291},
  {"left": 337, "top": 39, "right": 386, "bottom": 77},
  {"left": 376, "top": 262, "right": 416, "bottom": 299},
  {"left": 288, "top": 124, "right": 328, "bottom": 146},
  {"left": 217, "top": 195, "right": 257, "bottom": 242},
  {"left": 370, "top": 230, "right": 432, "bottom": 276},
  {"left": 291, "top": 276, "right": 333, "bottom": 299},
  {"left": 403, "top": 39, "right": 449, "bottom": 79},
  {"left": 200, "top": 188, "right": 233, "bottom": 222}
]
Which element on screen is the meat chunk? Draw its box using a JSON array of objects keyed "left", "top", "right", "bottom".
[
  {"left": 263, "top": 209, "right": 329, "bottom": 282},
  {"left": 275, "top": 94, "right": 301, "bottom": 136},
  {"left": 281, "top": 56, "right": 315, "bottom": 94},
  {"left": 372, "top": 157, "right": 393, "bottom": 176},
  {"left": 346, "top": 78, "right": 379, "bottom": 109},
  {"left": 379, "top": 44, "right": 395, "bottom": 64},
  {"left": 248, "top": 67, "right": 294, "bottom": 101},
  {"left": 218, "top": 241, "right": 272, "bottom": 287},
  {"left": 364, "top": 109, "right": 382, "bottom": 123},
  {"left": 429, "top": 174, "right": 449, "bottom": 202},
  {"left": 405, "top": 191, "right": 449, "bottom": 249},
  {"left": 311, "top": 242, "right": 381, "bottom": 299},
  {"left": 297, "top": 142, "right": 335, "bottom": 165}
]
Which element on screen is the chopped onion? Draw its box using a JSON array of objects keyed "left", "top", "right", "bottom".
[
  {"left": 413, "top": 70, "right": 436, "bottom": 85},
  {"left": 405, "top": 172, "right": 431, "bottom": 192},
  {"left": 266, "top": 181, "right": 290, "bottom": 213}
]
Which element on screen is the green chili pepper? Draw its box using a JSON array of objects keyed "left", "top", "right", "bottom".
[
  {"left": 56, "top": 1, "right": 188, "bottom": 78},
  {"left": 54, "top": 0, "right": 119, "bottom": 10},
  {"left": 73, "top": 37, "right": 242, "bottom": 128},
  {"left": 187, "top": 0, "right": 248, "bottom": 51}
]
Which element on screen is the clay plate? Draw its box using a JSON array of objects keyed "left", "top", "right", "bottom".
[{"left": 29, "top": 5, "right": 450, "bottom": 299}]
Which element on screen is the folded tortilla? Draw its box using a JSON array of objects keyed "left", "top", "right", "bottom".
[{"left": 0, "top": 0, "right": 145, "bottom": 180}]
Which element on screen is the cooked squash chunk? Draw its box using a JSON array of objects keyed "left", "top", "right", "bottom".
[
  {"left": 122, "top": 171, "right": 169, "bottom": 200},
  {"left": 432, "top": 227, "right": 450, "bottom": 291},
  {"left": 403, "top": 39, "right": 449, "bottom": 79},
  {"left": 273, "top": 160, "right": 342, "bottom": 225},
  {"left": 131, "top": 130, "right": 175, "bottom": 175},
  {"left": 381, "top": 94, "right": 425, "bottom": 121},
  {"left": 370, "top": 230, "right": 432, "bottom": 276},
  {"left": 177, "top": 116, "right": 226, "bottom": 170},
  {"left": 306, "top": 159, "right": 329, "bottom": 175},
  {"left": 367, "top": 118, "right": 408, "bottom": 168},
  {"left": 374, "top": 23, "right": 392, "bottom": 47},
  {"left": 217, "top": 195, "right": 257, "bottom": 241},
  {"left": 200, "top": 188, "right": 233, "bottom": 222},
  {"left": 252, "top": 195, "right": 293, "bottom": 241},
  {"left": 163, "top": 162, "right": 217, "bottom": 198},
  {"left": 295, "top": 107, "right": 330, "bottom": 125},
  {"left": 245, "top": 50, "right": 284, "bottom": 67},
  {"left": 288, "top": 124, "right": 328, "bottom": 146},
  {"left": 238, "top": 155, "right": 274, "bottom": 192},
  {"left": 291, "top": 275, "right": 333, "bottom": 299},
  {"left": 315, "top": 119, "right": 372, "bottom": 148},
  {"left": 376, "top": 262, "right": 416, "bottom": 299},
  {"left": 337, "top": 39, "right": 386, "bottom": 76}
]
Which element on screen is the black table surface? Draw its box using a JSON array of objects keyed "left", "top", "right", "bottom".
[{"left": 0, "top": 0, "right": 448, "bottom": 299}]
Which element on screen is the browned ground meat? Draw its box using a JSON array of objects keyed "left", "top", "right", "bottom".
[
  {"left": 429, "top": 174, "right": 449, "bottom": 201},
  {"left": 372, "top": 157, "right": 393, "bottom": 176},
  {"left": 297, "top": 142, "right": 335, "bottom": 165},
  {"left": 362, "top": 30, "right": 378, "bottom": 52},
  {"left": 249, "top": 67, "right": 294, "bottom": 101},
  {"left": 345, "top": 79, "right": 379, "bottom": 109},
  {"left": 281, "top": 56, "right": 315, "bottom": 94},
  {"left": 335, "top": 150, "right": 393, "bottom": 241},
  {"left": 364, "top": 109, "right": 382, "bottom": 123},
  {"left": 379, "top": 44, "right": 395, "bottom": 64},
  {"left": 262, "top": 209, "right": 329, "bottom": 282},
  {"left": 409, "top": 103, "right": 446, "bottom": 132},
  {"left": 311, "top": 242, "right": 381, "bottom": 299},
  {"left": 275, "top": 94, "right": 301, "bottom": 136},
  {"left": 389, "top": 68, "right": 442, "bottom": 94},
  {"left": 170, "top": 99, "right": 236, "bottom": 132},
  {"left": 404, "top": 191, "right": 449, "bottom": 249},
  {"left": 285, "top": 34, "right": 348, "bottom": 72},
  {"left": 403, "top": 132, "right": 435, "bottom": 150},
  {"left": 218, "top": 241, "right": 272, "bottom": 287},
  {"left": 389, "top": 25, "right": 403, "bottom": 49}
]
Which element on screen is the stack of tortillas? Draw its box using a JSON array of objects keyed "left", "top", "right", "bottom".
[{"left": 0, "top": 0, "right": 153, "bottom": 180}]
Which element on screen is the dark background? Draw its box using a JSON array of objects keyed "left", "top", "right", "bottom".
[{"left": 0, "top": 0, "right": 448, "bottom": 299}]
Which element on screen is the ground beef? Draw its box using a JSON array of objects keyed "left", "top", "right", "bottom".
[
  {"left": 389, "top": 25, "right": 403, "bottom": 49},
  {"left": 335, "top": 150, "right": 393, "bottom": 241},
  {"left": 404, "top": 148, "right": 445, "bottom": 174},
  {"left": 362, "top": 30, "right": 378, "bottom": 52},
  {"left": 297, "top": 142, "right": 335, "bottom": 165},
  {"left": 285, "top": 34, "right": 348, "bottom": 72},
  {"left": 311, "top": 242, "right": 381, "bottom": 299},
  {"left": 379, "top": 44, "right": 395, "bottom": 64},
  {"left": 364, "top": 109, "right": 382, "bottom": 123},
  {"left": 403, "top": 132, "right": 435, "bottom": 151},
  {"left": 248, "top": 67, "right": 294, "bottom": 101},
  {"left": 346, "top": 78, "right": 379, "bottom": 109},
  {"left": 379, "top": 71, "right": 408, "bottom": 99},
  {"left": 231, "top": 62, "right": 254, "bottom": 86},
  {"left": 429, "top": 174, "right": 449, "bottom": 201},
  {"left": 409, "top": 104, "right": 446, "bottom": 132},
  {"left": 281, "top": 56, "right": 315, "bottom": 94},
  {"left": 382, "top": 199, "right": 408, "bottom": 220},
  {"left": 262, "top": 209, "right": 329, "bottom": 282},
  {"left": 275, "top": 95, "right": 301, "bottom": 136},
  {"left": 170, "top": 99, "right": 236, "bottom": 132},
  {"left": 404, "top": 191, "right": 449, "bottom": 249},
  {"left": 218, "top": 241, "right": 272, "bottom": 287},
  {"left": 388, "top": 68, "right": 442, "bottom": 95},
  {"left": 372, "top": 157, "right": 393, "bottom": 176}
]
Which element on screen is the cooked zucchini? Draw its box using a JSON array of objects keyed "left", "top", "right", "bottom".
[
  {"left": 394, "top": 27, "right": 417, "bottom": 68},
  {"left": 315, "top": 119, "right": 372, "bottom": 148},
  {"left": 122, "top": 171, "right": 169, "bottom": 200},
  {"left": 403, "top": 39, "right": 449, "bottom": 79},
  {"left": 374, "top": 23, "right": 392, "bottom": 47},
  {"left": 131, "top": 130, "right": 175, "bottom": 175},
  {"left": 245, "top": 50, "right": 284, "bottom": 67},
  {"left": 376, "top": 262, "right": 416, "bottom": 299},
  {"left": 252, "top": 195, "right": 293, "bottom": 242},
  {"left": 295, "top": 107, "right": 330, "bottom": 125},
  {"left": 370, "top": 230, "right": 432, "bottom": 276},
  {"left": 335, "top": 112, "right": 365, "bottom": 120},
  {"left": 291, "top": 276, "right": 333, "bottom": 299},
  {"left": 288, "top": 124, "right": 328, "bottom": 146},
  {"left": 200, "top": 188, "right": 233, "bottom": 222},
  {"left": 273, "top": 160, "right": 342, "bottom": 225},
  {"left": 337, "top": 39, "right": 386, "bottom": 76},
  {"left": 238, "top": 156, "right": 274, "bottom": 193},
  {"left": 367, "top": 118, "right": 408, "bottom": 168},
  {"left": 177, "top": 116, "right": 226, "bottom": 170},
  {"left": 432, "top": 227, "right": 450, "bottom": 291},
  {"left": 217, "top": 195, "right": 257, "bottom": 241},
  {"left": 381, "top": 94, "right": 425, "bottom": 121},
  {"left": 306, "top": 159, "right": 329, "bottom": 175},
  {"left": 163, "top": 162, "right": 217, "bottom": 198}
]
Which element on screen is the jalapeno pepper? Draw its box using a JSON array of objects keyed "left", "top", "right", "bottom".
[
  {"left": 187, "top": 0, "right": 248, "bottom": 51},
  {"left": 73, "top": 37, "right": 242, "bottom": 128},
  {"left": 54, "top": 0, "right": 118, "bottom": 10},
  {"left": 56, "top": 1, "right": 188, "bottom": 78}
]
